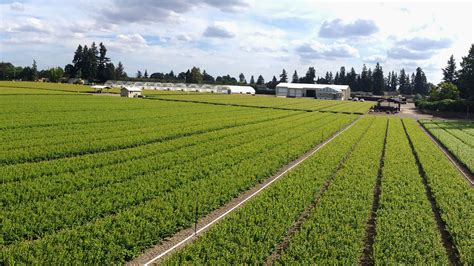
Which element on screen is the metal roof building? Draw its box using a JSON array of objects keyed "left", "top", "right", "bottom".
[{"left": 275, "top": 82, "right": 350, "bottom": 100}]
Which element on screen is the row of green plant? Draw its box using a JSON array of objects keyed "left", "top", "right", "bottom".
[
  {"left": 148, "top": 93, "right": 374, "bottom": 114},
  {"left": 403, "top": 119, "right": 474, "bottom": 264},
  {"left": 0, "top": 112, "right": 301, "bottom": 184},
  {"left": 420, "top": 120, "right": 474, "bottom": 172},
  {"left": 163, "top": 116, "right": 376, "bottom": 264},
  {"left": 374, "top": 118, "right": 448, "bottom": 264},
  {"left": 1, "top": 112, "right": 321, "bottom": 208},
  {"left": 278, "top": 117, "right": 387, "bottom": 264},
  {"left": 1, "top": 112, "right": 355, "bottom": 263},
  {"left": 0, "top": 106, "right": 296, "bottom": 165}
]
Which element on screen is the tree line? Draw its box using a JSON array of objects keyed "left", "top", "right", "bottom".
[
  {"left": 1, "top": 42, "right": 471, "bottom": 98},
  {"left": 0, "top": 42, "right": 126, "bottom": 83},
  {"left": 134, "top": 63, "right": 430, "bottom": 96}
]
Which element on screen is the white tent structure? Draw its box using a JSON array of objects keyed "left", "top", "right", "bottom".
[
  {"left": 275, "top": 83, "right": 350, "bottom": 100},
  {"left": 221, "top": 85, "right": 255, "bottom": 95}
]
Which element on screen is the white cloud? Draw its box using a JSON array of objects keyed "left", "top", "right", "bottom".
[
  {"left": 203, "top": 22, "right": 236, "bottom": 38},
  {"left": 176, "top": 34, "right": 193, "bottom": 42},
  {"left": 295, "top": 41, "right": 360, "bottom": 60},
  {"left": 8, "top": 18, "right": 51, "bottom": 33},
  {"left": 364, "top": 55, "right": 386, "bottom": 64},
  {"left": 108, "top": 34, "right": 148, "bottom": 52},
  {"left": 319, "top": 18, "right": 379, "bottom": 38},
  {"left": 10, "top": 2, "right": 24, "bottom": 11}
]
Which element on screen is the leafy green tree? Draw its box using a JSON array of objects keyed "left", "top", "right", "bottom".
[
  {"left": 458, "top": 44, "right": 474, "bottom": 99},
  {"left": 47, "top": 67, "right": 64, "bottom": 82},
  {"left": 429, "top": 82, "right": 460, "bottom": 101},
  {"left": 136, "top": 70, "right": 142, "bottom": 78},
  {"left": 442, "top": 55, "right": 458, "bottom": 84},
  {"left": 279, "top": 69, "right": 288, "bottom": 82},
  {"left": 189, "top": 67, "right": 202, "bottom": 83}
]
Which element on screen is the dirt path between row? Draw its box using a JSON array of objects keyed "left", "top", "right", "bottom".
[{"left": 127, "top": 117, "right": 360, "bottom": 265}]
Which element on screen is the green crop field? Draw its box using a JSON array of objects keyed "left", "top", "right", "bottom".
[
  {"left": 146, "top": 93, "right": 375, "bottom": 114},
  {"left": 420, "top": 120, "right": 474, "bottom": 173},
  {"left": 0, "top": 83, "right": 472, "bottom": 265}
]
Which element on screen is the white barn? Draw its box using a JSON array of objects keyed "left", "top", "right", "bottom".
[
  {"left": 120, "top": 87, "right": 142, "bottom": 98},
  {"left": 221, "top": 85, "right": 255, "bottom": 95},
  {"left": 275, "top": 83, "right": 350, "bottom": 100}
]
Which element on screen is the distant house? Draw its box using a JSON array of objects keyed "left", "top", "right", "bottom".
[
  {"left": 120, "top": 87, "right": 142, "bottom": 98},
  {"left": 275, "top": 83, "right": 350, "bottom": 100}
]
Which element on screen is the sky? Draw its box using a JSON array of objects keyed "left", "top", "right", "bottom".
[{"left": 0, "top": 0, "right": 472, "bottom": 83}]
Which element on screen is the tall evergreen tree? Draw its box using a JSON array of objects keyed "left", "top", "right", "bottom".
[
  {"left": 249, "top": 75, "right": 255, "bottom": 85},
  {"left": 256, "top": 75, "right": 265, "bottom": 85},
  {"left": 97, "top": 42, "right": 110, "bottom": 82},
  {"left": 372, "top": 63, "right": 384, "bottom": 95},
  {"left": 115, "top": 61, "right": 126, "bottom": 79},
  {"left": 202, "top": 70, "right": 215, "bottom": 83},
  {"left": 347, "top": 67, "right": 357, "bottom": 90},
  {"left": 413, "top": 67, "right": 428, "bottom": 95},
  {"left": 32, "top": 60, "right": 38, "bottom": 81},
  {"left": 268, "top": 76, "right": 278, "bottom": 90},
  {"left": 442, "top": 55, "right": 458, "bottom": 84},
  {"left": 360, "top": 64, "right": 371, "bottom": 92},
  {"left": 458, "top": 44, "right": 474, "bottom": 99},
  {"left": 334, "top": 72, "right": 340, "bottom": 84},
  {"left": 292, "top": 70, "right": 299, "bottom": 83},
  {"left": 136, "top": 70, "right": 142, "bottom": 78},
  {"left": 72, "top": 45, "right": 83, "bottom": 77},
  {"left": 339, "top": 66, "right": 346, "bottom": 84},
  {"left": 399, "top": 69, "right": 408, "bottom": 94},
  {"left": 303, "top": 66, "right": 316, "bottom": 83},
  {"left": 239, "top": 73, "right": 246, "bottom": 84},
  {"left": 279, "top": 69, "right": 288, "bottom": 82},
  {"left": 390, "top": 71, "right": 398, "bottom": 91},
  {"left": 189, "top": 67, "right": 202, "bottom": 83}
]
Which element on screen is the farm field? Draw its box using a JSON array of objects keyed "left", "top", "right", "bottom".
[
  {"left": 165, "top": 117, "right": 473, "bottom": 265},
  {"left": 420, "top": 120, "right": 474, "bottom": 173},
  {"left": 0, "top": 81, "right": 93, "bottom": 93},
  {"left": 146, "top": 93, "right": 375, "bottom": 114},
  {"left": 0, "top": 92, "right": 357, "bottom": 263},
  {"left": 0, "top": 85, "right": 472, "bottom": 265}
]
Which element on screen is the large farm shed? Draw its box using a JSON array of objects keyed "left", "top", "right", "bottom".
[
  {"left": 120, "top": 87, "right": 142, "bottom": 98},
  {"left": 276, "top": 82, "right": 351, "bottom": 100}
]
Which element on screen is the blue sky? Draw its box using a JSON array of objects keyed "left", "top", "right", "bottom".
[{"left": 0, "top": 0, "right": 472, "bottom": 83}]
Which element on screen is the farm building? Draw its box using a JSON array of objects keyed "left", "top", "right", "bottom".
[
  {"left": 120, "top": 87, "right": 142, "bottom": 98},
  {"left": 221, "top": 85, "right": 256, "bottom": 95},
  {"left": 275, "top": 83, "right": 350, "bottom": 100}
]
